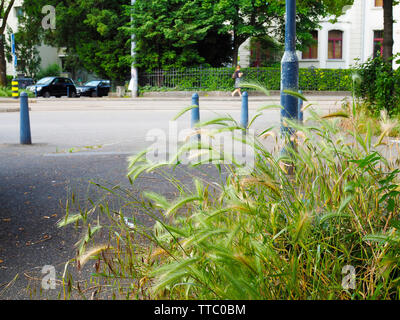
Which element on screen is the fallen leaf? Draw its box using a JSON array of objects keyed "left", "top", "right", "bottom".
[
  {"left": 2, "top": 218, "right": 11, "bottom": 222},
  {"left": 51, "top": 214, "right": 57, "bottom": 218},
  {"left": 0, "top": 260, "right": 3, "bottom": 263}
]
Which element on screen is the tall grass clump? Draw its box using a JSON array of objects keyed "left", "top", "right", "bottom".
[{"left": 56, "top": 86, "right": 400, "bottom": 300}]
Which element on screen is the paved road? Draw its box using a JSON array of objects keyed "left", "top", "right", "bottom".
[{"left": 0, "top": 96, "right": 346, "bottom": 299}]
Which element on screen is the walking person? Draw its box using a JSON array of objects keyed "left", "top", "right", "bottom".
[{"left": 231, "top": 65, "right": 243, "bottom": 97}]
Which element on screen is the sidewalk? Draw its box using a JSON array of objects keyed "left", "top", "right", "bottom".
[
  {"left": 0, "top": 97, "right": 36, "bottom": 113},
  {"left": 0, "top": 92, "right": 350, "bottom": 113}
]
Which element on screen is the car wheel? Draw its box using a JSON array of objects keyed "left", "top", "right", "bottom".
[
  {"left": 91, "top": 91, "right": 97, "bottom": 97},
  {"left": 43, "top": 91, "right": 51, "bottom": 98},
  {"left": 71, "top": 92, "right": 77, "bottom": 98}
]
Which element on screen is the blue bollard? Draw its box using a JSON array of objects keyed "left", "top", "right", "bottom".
[
  {"left": 67, "top": 86, "right": 70, "bottom": 98},
  {"left": 280, "top": 0, "right": 299, "bottom": 137},
  {"left": 298, "top": 90, "right": 304, "bottom": 123},
  {"left": 241, "top": 91, "right": 248, "bottom": 129},
  {"left": 34, "top": 87, "right": 38, "bottom": 98},
  {"left": 20, "top": 92, "right": 32, "bottom": 145},
  {"left": 191, "top": 93, "right": 200, "bottom": 141}
]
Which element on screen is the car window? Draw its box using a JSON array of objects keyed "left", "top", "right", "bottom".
[
  {"left": 37, "top": 77, "right": 54, "bottom": 85},
  {"left": 65, "top": 79, "right": 73, "bottom": 85},
  {"left": 53, "top": 78, "right": 65, "bottom": 84},
  {"left": 85, "top": 81, "right": 101, "bottom": 86}
]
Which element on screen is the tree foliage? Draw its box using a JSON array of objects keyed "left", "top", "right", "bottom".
[
  {"left": 5, "top": 21, "right": 42, "bottom": 79},
  {"left": 126, "top": 0, "right": 233, "bottom": 71},
  {"left": 18, "top": 0, "right": 356, "bottom": 78},
  {"left": 129, "top": 0, "right": 355, "bottom": 69},
  {"left": 0, "top": 0, "right": 15, "bottom": 85},
  {"left": 22, "top": 0, "right": 131, "bottom": 82}
]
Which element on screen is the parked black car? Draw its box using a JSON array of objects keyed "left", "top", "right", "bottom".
[
  {"left": 76, "top": 80, "right": 110, "bottom": 97},
  {"left": 27, "top": 77, "right": 77, "bottom": 98}
]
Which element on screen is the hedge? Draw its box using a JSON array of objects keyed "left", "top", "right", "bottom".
[{"left": 139, "top": 67, "right": 353, "bottom": 92}]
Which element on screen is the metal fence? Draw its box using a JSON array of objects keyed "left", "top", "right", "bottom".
[{"left": 139, "top": 67, "right": 353, "bottom": 92}]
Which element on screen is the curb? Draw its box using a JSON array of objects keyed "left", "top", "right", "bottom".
[
  {"left": 0, "top": 108, "right": 19, "bottom": 113},
  {"left": 0, "top": 107, "right": 32, "bottom": 113}
]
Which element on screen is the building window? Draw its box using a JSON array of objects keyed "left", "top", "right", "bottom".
[
  {"left": 373, "top": 30, "right": 384, "bottom": 58},
  {"left": 14, "top": 7, "right": 24, "bottom": 18},
  {"left": 302, "top": 31, "right": 318, "bottom": 59},
  {"left": 328, "top": 30, "right": 343, "bottom": 59},
  {"left": 375, "top": 0, "right": 383, "bottom": 7}
]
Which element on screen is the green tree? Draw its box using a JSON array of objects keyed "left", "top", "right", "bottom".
[
  {"left": 129, "top": 0, "right": 354, "bottom": 69},
  {"left": 0, "top": 0, "right": 15, "bottom": 85},
  {"left": 21, "top": 0, "right": 131, "bottom": 83},
  {"left": 128, "top": 0, "right": 228, "bottom": 71},
  {"left": 5, "top": 16, "right": 42, "bottom": 79}
]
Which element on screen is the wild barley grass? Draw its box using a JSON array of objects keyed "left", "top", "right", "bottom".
[{"left": 57, "top": 90, "right": 400, "bottom": 300}]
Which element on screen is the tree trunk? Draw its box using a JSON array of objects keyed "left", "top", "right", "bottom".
[
  {"left": 233, "top": 41, "right": 239, "bottom": 67},
  {"left": 0, "top": 35, "right": 7, "bottom": 86},
  {"left": 383, "top": 0, "right": 394, "bottom": 65},
  {"left": 0, "top": 0, "right": 17, "bottom": 86}
]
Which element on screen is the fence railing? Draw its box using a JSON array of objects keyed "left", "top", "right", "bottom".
[{"left": 139, "top": 67, "right": 353, "bottom": 92}]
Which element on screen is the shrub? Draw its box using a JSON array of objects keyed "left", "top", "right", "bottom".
[
  {"left": 139, "top": 67, "right": 353, "bottom": 92},
  {"left": 0, "top": 87, "right": 13, "bottom": 97},
  {"left": 354, "top": 55, "right": 400, "bottom": 116},
  {"left": 36, "top": 63, "right": 61, "bottom": 80}
]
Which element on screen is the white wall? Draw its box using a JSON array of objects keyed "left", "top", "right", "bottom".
[{"left": 299, "top": 0, "right": 400, "bottom": 69}]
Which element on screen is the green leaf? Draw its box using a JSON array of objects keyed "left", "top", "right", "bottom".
[
  {"left": 173, "top": 105, "right": 199, "bottom": 121},
  {"left": 283, "top": 90, "right": 308, "bottom": 101}
]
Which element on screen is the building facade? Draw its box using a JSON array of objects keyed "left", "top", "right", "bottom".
[{"left": 239, "top": 0, "right": 400, "bottom": 69}]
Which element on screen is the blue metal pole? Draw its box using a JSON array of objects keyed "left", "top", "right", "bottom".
[
  {"left": 241, "top": 91, "right": 248, "bottom": 129},
  {"left": 298, "top": 90, "right": 303, "bottom": 123},
  {"left": 67, "top": 86, "right": 70, "bottom": 98},
  {"left": 280, "top": 0, "right": 299, "bottom": 137},
  {"left": 20, "top": 92, "right": 32, "bottom": 145},
  {"left": 191, "top": 93, "right": 200, "bottom": 141}
]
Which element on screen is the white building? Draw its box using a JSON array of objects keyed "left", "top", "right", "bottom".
[
  {"left": 239, "top": 0, "right": 400, "bottom": 69},
  {"left": 6, "top": 0, "right": 62, "bottom": 77}
]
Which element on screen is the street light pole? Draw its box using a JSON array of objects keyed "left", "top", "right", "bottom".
[
  {"left": 280, "top": 0, "right": 299, "bottom": 137},
  {"left": 129, "top": 0, "right": 138, "bottom": 98}
]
